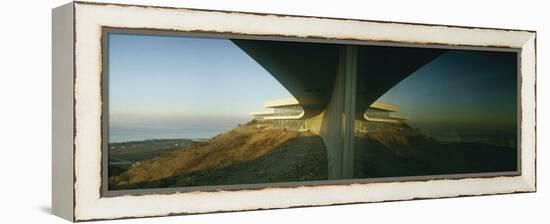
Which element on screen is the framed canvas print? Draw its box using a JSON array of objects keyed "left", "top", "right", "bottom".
[{"left": 52, "top": 1, "right": 537, "bottom": 222}]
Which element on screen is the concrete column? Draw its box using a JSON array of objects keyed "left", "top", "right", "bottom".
[
  {"left": 320, "top": 45, "right": 357, "bottom": 179},
  {"left": 342, "top": 46, "right": 357, "bottom": 179}
]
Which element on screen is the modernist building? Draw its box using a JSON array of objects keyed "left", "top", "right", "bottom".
[{"left": 250, "top": 98, "right": 407, "bottom": 133}]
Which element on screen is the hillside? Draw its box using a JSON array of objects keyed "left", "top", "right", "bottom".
[
  {"left": 110, "top": 121, "right": 517, "bottom": 190},
  {"left": 110, "top": 120, "right": 327, "bottom": 190},
  {"left": 354, "top": 123, "right": 517, "bottom": 178},
  {"left": 109, "top": 139, "right": 197, "bottom": 177}
]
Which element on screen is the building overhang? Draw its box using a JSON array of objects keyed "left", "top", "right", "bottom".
[
  {"left": 249, "top": 109, "right": 275, "bottom": 116},
  {"left": 263, "top": 97, "right": 300, "bottom": 108},
  {"left": 263, "top": 110, "right": 305, "bottom": 120},
  {"left": 369, "top": 101, "right": 398, "bottom": 112},
  {"left": 363, "top": 114, "right": 401, "bottom": 124},
  {"left": 363, "top": 112, "right": 408, "bottom": 123},
  {"left": 389, "top": 113, "right": 409, "bottom": 120}
]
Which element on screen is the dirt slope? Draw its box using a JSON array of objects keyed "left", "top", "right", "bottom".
[
  {"left": 111, "top": 121, "right": 516, "bottom": 190},
  {"left": 112, "top": 120, "right": 327, "bottom": 189}
]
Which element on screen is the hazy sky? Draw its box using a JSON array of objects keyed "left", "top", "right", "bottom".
[
  {"left": 108, "top": 33, "right": 291, "bottom": 128},
  {"left": 109, "top": 33, "right": 517, "bottom": 130},
  {"left": 379, "top": 50, "right": 517, "bottom": 129}
]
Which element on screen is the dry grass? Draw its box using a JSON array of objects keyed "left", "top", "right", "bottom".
[
  {"left": 363, "top": 123, "right": 437, "bottom": 156},
  {"left": 114, "top": 120, "right": 313, "bottom": 186}
]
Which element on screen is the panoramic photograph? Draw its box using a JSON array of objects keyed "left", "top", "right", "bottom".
[{"left": 105, "top": 32, "right": 518, "bottom": 190}]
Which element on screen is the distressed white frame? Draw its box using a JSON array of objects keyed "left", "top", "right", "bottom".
[{"left": 57, "top": 1, "right": 536, "bottom": 221}]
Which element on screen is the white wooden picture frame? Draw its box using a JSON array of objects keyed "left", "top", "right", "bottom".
[{"left": 52, "top": 1, "right": 536, "bottom": 222}]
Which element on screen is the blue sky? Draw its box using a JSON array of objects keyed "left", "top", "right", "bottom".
[
  {"left": 108, "top": 33, "right": 291, "bottom": 128},
  {"left": 379, "top": 50, "right": 517, "bottom": 129},
  {"left": 109, "top": 33, "right": 517, "bottom": 131}
]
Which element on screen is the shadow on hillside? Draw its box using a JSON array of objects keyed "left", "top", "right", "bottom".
[{"left": 354, "top": 135, "right": 517, "bottom": 179}]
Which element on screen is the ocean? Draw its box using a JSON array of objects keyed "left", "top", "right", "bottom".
[{"left": 109, "top": 125, "right": 234, "bottom": 143}]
